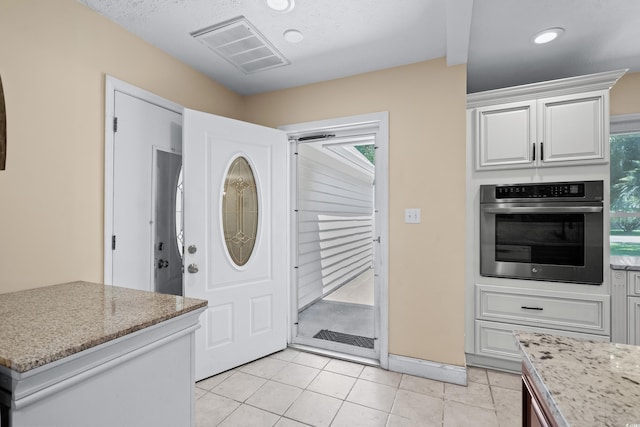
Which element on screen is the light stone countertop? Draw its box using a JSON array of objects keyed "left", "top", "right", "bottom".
[
  {"left": 516, "top": 331, "right": 640, "bottom": 427},
  {"left": 0, "top": 281, "right": 207, "bottom": 373},
  {"left": 611, "top": 255, "right": 640, "bottom": 271}
]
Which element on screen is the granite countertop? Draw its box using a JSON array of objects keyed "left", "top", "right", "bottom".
[
  {"left": 0, "top": 281, "right": 207, "bottom": 373},
  {"left": 516, "top": 331, "right": 640, "bottom": 427}
]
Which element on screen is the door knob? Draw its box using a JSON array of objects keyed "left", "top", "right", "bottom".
[{"left": 187, "top": 263, "right": 199, "bottom": 274}]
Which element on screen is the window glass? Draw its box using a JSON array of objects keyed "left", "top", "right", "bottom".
[
  {"left": 355, "top": 144, "right": 375, "bottom": 164},
  {"left": 610, "top": 120, "right": 640, "bottom": 258},
  {"left": 222, "top": 157, "right": 259, "bottom": 266},
  {"left": 176, "top": 166, "right": 184, "bottom": 258}
]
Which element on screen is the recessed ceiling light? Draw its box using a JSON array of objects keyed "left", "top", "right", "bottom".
[
  {"left": 533, "top": 27, "right": 565, "bottom": 44},
  {"left": 284, "top": 29, "right": 304, "bottom": 43},
  {"left": 267, "top": 0, "right": 295, "bottom": 12}
]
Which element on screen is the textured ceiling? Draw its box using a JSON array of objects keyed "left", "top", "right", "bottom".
[
  {"left": 78, "top": 0, "right": 454, "bottom": 95},
  {"left": 77, "top": 0, "right": 640, "bottom": 95}
]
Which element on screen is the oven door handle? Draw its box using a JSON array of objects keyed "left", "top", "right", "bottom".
[{"left": 482, "top": 206, "right": 603, "bottom": 214}]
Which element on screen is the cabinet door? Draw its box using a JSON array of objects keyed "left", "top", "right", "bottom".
[
  {"left": 539, "top": 91, "right": 606, "bottom": 166},
  {"left": 628, "top": 297, "right": 640, "bottom": 345},
  {"left": 628, "top": 272, "right": 640, "bottom": 296},
  {"left": 475, "top": 100, "right": 536, "bottom": 170}
]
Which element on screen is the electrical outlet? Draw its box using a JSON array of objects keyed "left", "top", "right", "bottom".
[{"left": 404, "top": 208, "right": 421, "bottom": 224}]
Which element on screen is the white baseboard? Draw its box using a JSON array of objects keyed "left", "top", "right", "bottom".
[{"left": 388, "top": 354, "right": 467, "bottom": 386}]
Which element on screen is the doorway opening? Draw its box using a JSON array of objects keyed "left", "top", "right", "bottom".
[
  {"left": 282, "top": 113, "right": 389, "bottom": 366},
  {"left": 152, "top": 148, "right": 183, "bottom": 296}
]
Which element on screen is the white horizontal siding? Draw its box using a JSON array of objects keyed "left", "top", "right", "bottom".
[{"left": 297, "top": 144, "right": 374, "bottom": 309}]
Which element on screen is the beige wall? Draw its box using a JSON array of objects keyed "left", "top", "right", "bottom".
[
  {"left": 244, "top": 59, "right": 468, "bottom": 366},
  {"left": 0, "top": 1, "right": 467, "bottom": 367},
  {"left": 611, "top": 71, "right": 640, "bottom": 115},
  {"left": 0, "top": 0, "right": 243, "bottom": 292}
]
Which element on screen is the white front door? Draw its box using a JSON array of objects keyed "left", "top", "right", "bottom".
[{"left": 183, "top": 109, "right": 289, "bottom": 381}]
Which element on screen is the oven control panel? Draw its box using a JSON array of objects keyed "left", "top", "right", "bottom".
[{"left": 495, "top": 183, "right": 585, "bottom": 199}]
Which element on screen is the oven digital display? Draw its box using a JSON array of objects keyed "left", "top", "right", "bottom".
[{"left": 495, "top": 183, "right": 585, "bottom": 199}]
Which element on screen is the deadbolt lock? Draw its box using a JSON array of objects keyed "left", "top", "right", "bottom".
[{"left": 187, "top": 245, "right": 197, "bottom": 254}]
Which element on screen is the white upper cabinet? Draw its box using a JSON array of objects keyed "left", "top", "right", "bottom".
[
  {"left": 539, "top": 91, "right": 605, "bottom": 166},
  {"left": 469, "top": 70, "right": 626, "bottom": 171},
  {"left": 476, "top": 100, "right": 536, "bottom": 169}
]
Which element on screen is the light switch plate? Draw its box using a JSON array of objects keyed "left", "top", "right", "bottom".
[{"left": 405, "top": 208, "right": 421, "bottom": 224}]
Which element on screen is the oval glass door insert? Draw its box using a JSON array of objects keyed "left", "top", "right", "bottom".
[{"left": 222, "top": 156, "right": 258, "bottom": 266}]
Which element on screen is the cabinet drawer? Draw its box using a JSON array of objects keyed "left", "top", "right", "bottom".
[
  {"left": 475, "top": 320, "right": 609, "bottom": 361},
  {"left": 628, "top": 272, "right": 640, "bottom": 296},
  {"left": 477, "top": 285, "right": 608, "bottom": 334}
]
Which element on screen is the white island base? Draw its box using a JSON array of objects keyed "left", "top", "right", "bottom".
[{"left": 1, "top": 309, "right": 204, "bottom": 427}]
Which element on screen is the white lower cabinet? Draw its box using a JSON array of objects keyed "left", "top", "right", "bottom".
[
  {"left": 5, "top": 312, "right": 203, "bottom": 427},
  {"left": 609, "top": 269, "right": 640, "bottom": 345},
  {"left": 628, "top": 297, "right": 640, "bottom": 345},
  {"left": 474, "top": 284, "right": 610, "bottom": 363},
  {"left": 629, "top": 272, "right": 640, "bottom": 296},
  {"left": 628, "top": 272, "right": 640, "bottom": 345}
]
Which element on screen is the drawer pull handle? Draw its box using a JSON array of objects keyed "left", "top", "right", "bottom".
[{"left": 521, "top": 306, "right": 543, "bottom": 311}]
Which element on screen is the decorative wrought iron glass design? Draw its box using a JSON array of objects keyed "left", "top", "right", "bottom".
[
  {"left": 222, "top": 156, "right": 259, "bottom": 266},
  {"left": 175, "top": 166, "right": 184, "bottom": 258}
]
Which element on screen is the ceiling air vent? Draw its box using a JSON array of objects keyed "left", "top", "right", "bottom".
[{"left": 192, "top": 16, "right": 289, "bottom": 74}]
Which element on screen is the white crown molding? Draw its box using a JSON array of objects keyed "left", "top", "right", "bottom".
[
  {"left": 611, "top": 113, "right": 640, "bottom": 134},
  {"left": 467, "top": 69, "right": 628, "bottom": 108}
]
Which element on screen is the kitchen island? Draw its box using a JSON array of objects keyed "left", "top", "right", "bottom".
[
  {"left": 516, "top": 331, "right": 640, "bottom": 426},
  {"left": 0, "top": 281, "right": 207, "bottom": 427}
]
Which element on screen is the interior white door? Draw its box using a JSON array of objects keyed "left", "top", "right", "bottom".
[
  {"left": 112, "top": 91, "right": 182, "bottom": 291},
  {"left": 183, "top": 109, "right": 289, "bottom": 380}
]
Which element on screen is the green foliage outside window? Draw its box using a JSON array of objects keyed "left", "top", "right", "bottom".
[
  {"left": 610, "top": 133, "right": 640, "bottom": 257},
  {"left": 355, "top": 144, "right": 375, "bottom": 164}
]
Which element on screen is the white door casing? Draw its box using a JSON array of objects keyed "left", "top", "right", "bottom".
[
  {"left": 281, "top": 112, "right": 389, "bottom": 367},
  {"left": 183, "top": 109, "right": 289, "bottom": 380}
]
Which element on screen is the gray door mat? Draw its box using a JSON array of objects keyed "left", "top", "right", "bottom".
[{"left": 313, "top": 329, "right": 375, "bottom": 349}]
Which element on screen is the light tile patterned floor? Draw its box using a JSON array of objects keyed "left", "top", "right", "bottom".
[{"left": 196, "top": 348, "right": 522, "bottom": 427}]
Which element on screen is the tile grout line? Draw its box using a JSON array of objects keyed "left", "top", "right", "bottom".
[{"left": 197, "top": 350, "right": 522, "bottom": 426}]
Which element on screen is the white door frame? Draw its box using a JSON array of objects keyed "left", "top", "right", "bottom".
[
  {"left": 280, "top": 112, "right": 390, "bottom": 369},
  {"left": 103, "top": 76, "right": 183, "bottom": 284}
]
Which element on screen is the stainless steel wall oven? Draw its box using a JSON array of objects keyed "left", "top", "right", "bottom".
[{"left": 480, "top": 181, "right": 604, "bottom": 285}]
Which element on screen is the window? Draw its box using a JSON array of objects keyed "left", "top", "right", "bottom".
[
  {"left": 355, "top": 144, "right": 375, "bottom": 164},
  {"left": 222, "top": 156, "right": 259, "bottom": 267},
  {"left": 175, "top": 166, "right": 184, "bottom": 258},
  {"left": 610, "top": 114, "right": 640, "bottom": 258}
]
